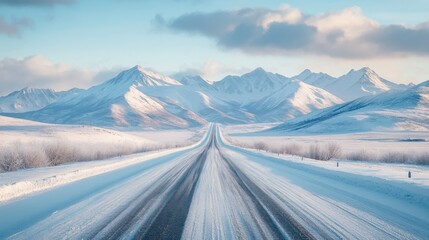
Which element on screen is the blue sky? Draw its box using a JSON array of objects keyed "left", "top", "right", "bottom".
[{"left": 1, "top": 0, "right": 429, "bottom": 94}]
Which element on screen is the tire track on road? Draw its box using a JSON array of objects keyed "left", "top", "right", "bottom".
[
  {"left": 93, "top": 128, "right": 213, "bottom": 239},
  {"left": 214, "top": 132, "right": 315, "bottom": 240}
]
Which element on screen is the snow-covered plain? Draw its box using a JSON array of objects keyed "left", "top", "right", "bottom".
[
  {"left": 0, "top": 117, "right": 205, "bottom": 202},
  {"left": 224, "top": 123, "right": 429, "bottom": 158}
]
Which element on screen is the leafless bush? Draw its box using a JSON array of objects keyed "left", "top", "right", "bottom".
[
  {"left": 413, "top": 153, "right": 429, "bottom": 165},
  {"left": 254, "top": 141, "right": 268, "bottom": 151},
  {"left": 45, "top": 142, "right": 79, "bottom": 166},
  {"left": 346, "top": 150, "right": 376, "bottom": 162},
  {"left": 0, "top": 143, "right": 52, "bottom": 172},
  {"left": 0, "top": 137, "right": 198, "bottom": 172},
  {"left": 225, "top": 137, "right": 429, "bottom": 165},
  {"left": 21, "top": 147, "right": 50, "bottom": 168},
  {"left": 326, "top": 143, "right": 342, "bottom": 160},
  {"left": 345, "top": 150, "right": 429, "bottom": 165},
  {"left": 306, "top": 144, "right": 330, "bottom": 161},
  {"left": 0, "top": 149, "right": 22, "bottom": 172},
  {"left": 379, "top": 152, "right": 408, "bottom": 164},
  {"left": 281, "top": 143, "right": 302, "bottom": 155}
]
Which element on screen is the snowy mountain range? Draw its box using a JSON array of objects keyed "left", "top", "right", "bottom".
[
  {"left": 293, "top": 67, "right": 410, "bottom": 101},
  {"left": 0, "top": 65, "right": 420, "bottom": 129},
  {"left": 0, "top": 87, "right": 82, "bottom": 113},
  {"left": 1, "top": 66, "right": 342, "bottom": 128},
  {"left": 267, "top": 80, "right": 429, "bottom": 134}
]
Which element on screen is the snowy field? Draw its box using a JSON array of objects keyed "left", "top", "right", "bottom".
[
  {"left": 223, "top": 123, "right": 429, "bottom": 162},
  {"left": 0, "top": 116, "right": 205, "bottom": 172},
  {"left": 222, "top": 123, "right": 429, "bottom": 187},
  {"left": 0, "top": 116, "right": 204, "bottom": 148}
]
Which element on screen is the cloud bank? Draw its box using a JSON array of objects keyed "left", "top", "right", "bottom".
[
  {"left": 0, "top": 55, "right": 122, "bottom": 95},
  {"left": 157, "top": 5, "right": 429, "bottom": 58}
]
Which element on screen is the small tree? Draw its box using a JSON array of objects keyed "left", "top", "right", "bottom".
[{"left": 326, "top": 143, "right": 342, "bottom": 160}]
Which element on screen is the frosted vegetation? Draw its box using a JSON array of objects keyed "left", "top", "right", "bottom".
[
  {"left": 226, "top": 137, "right": 429, "bottom": 165},
  {"left": 0, "top": 139, "right": 194, "bottom": 173}
]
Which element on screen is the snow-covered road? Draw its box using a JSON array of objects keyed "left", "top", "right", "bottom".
[{"left": 1, "top": 124, "right": 428, "bottom": 239}]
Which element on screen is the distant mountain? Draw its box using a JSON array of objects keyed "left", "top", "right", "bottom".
[
  {"left": 0, "top": 87, "right": 82, "bottom": 113},
  {"left": 10, "top": 66, "right": 205, "bottom": 128},
  {"left": 214, "top": 67, "right": 288, "bottom": 98},
  {"left": 171, "top": 73, "right": 211, "bottom": 87},
  {"left": 4, "top": 66, "right": 342, "bottom": 128},
  {"left": 293, "top": 69, "right": 337, "bottom": 89},
  {"left": 267, "top": 80, "right": 429, "bottom": 134},
  {"left": 294, "top": 67, "right": 409, "bottom": 101},
  {"left": 239, "top": 80, "right": 342, "bottom": 122}
]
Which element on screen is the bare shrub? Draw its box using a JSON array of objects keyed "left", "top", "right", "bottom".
[
  {"left": 0, "top": 135, "right": 199, "bottom": 172},
  {"left": 307, "top": 144, "right": 327, "bottom": 160},
  {"left": 379, "top": 152, "right": 409, "bottom": 164},
  {"left": 0, "top": 149, "right": 22, "bottom": 172},
  {"left": 413, "top": 153, "right": 429, "bottom": 165},
  {"left": 281, "top": 143, "right": 302, "bottom": 155},
  {"left": 346, "top": 150, "right": 376, "bottom": 162},
  {"left": 326, "top": 143, "right": 342, "bottom": 160},
  {"left": 45, "top": 142, "right": 79, "bottom": 166},
  {"left": 254, "top": 142, "right": 268, "bottom": 151},
  {"left": 21, "top": 147, "right": 50, "bottom": 168}
]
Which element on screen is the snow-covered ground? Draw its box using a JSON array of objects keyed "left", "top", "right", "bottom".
[
  {"left": 0, "top": 116, "right": 206, "bottom": 176},
  {"left": 223, "top": 123, "right": 429, "bottom": 157},
  {"left": 223, "top": 123, "right": 429, "bottom": 188},
  {"left": 122, "top": 126, "right": 207, "bottom": 147},
  {"left": 0, "top": 116, "right": 204, "bottom": 148},
  {"left": 0, "top": 121, "right": 207, "bottom": 203}
]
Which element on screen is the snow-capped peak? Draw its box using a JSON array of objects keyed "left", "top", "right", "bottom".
[
  {"left": 339, "top": 67, "right": 390, "bottom": 91},
  {"left": 0, "top": 87, "right": 59, "bottom": 113},
  {"left": 350, "top": 67, "right": 381, "bottom": 81},
  {"left": 214, "top": 68, "right": 290, "bottom": 96},
  {"left": 295, "top": 69, "right": 313, "bottom": 80},
  {"left": 246, "top": 67, "right": 267, "bottom": 75},
  {"left": 106, "top": 66, "right": 182, "bottom": 88},
  {"left": 12, "top": 87, "right": 55, "bottom": 96}
]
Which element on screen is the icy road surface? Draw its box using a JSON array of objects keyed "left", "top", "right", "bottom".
[{"left": 1, "top": 125, "right": 428, "bottom": 239}]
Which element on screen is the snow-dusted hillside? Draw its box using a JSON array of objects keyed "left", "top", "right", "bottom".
[
  {"left": 213, "top": 67, "right": 289, "bottom": 101},
  {"left": 242, "top": 80, "right": 343, "bottom": 122},
  {"left": 10, "top": 66, "right": 206, "bottom": 128},
  {"left": 0, "top": 87, "right": 82, "bottom": 113},
  {"left": 4, "top": 66, "right": 341, "bottom": 128},
  {"left": 268, "top": 80, "right": 429, "bottom": 134},
  {"left": 294, "top": 67, "right": 408, "bottom": 101}
]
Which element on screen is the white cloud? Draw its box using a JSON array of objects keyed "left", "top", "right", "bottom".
[
  {"left": 162, "top": 5, "right": 429, "bottom": 58},
  {"left": 259, "top": 4, "right": 303, "bottom": 29},
  {"left": 0, "top": 55, "right": 122, "bottom": 95},
  {"left": 306, "top": 7, "right": 379, "bottom": 40}
]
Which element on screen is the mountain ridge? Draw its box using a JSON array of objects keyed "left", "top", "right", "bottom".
[
  {"left": 266, "top": 80, "right": 429, "bottom": 134},
  {"left": 0, "top": 87, "right": 82, "bottom": 113},
  {"left": 2, "top": 66, "right": 341, "bottom": 128},
  {"left": 1, "top": 66, "right": 419, "bottom": 129},
  {"left": 293, "top": 67, "right": 409, "bottom": 101}
]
